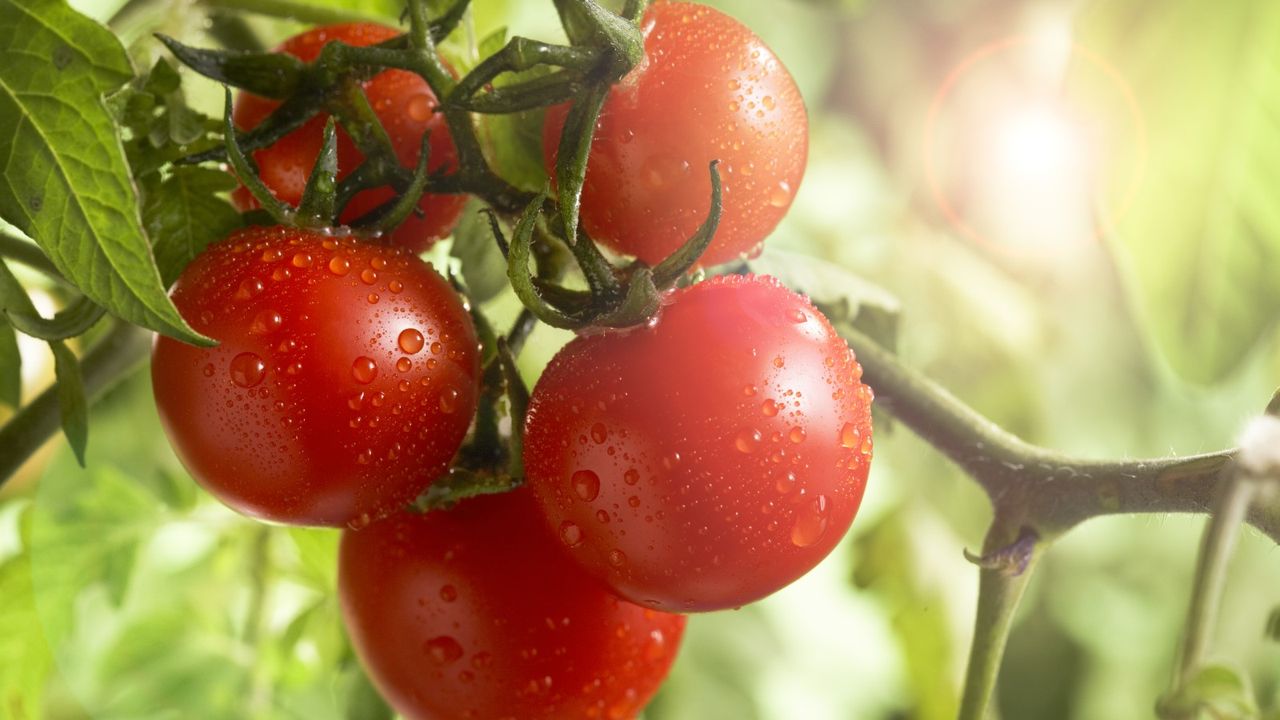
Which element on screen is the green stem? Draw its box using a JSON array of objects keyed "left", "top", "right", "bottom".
[
  {"left": 197, "top": 0, "right": 384, "bottom": 25},
  {"left": 0, "top": 231, "right": 66, "bottom": 285},
  {"left": 839, "top": 326, "right": 1279, "bottom": 544},
  {"left": 1171, "top": 473, "right": 1255, "bottom": 688},
  {"left": 0, "top": 323, "right": 151, "bottom": 486},
  {"left": 958, "top": 551, "right": 1039, "bottom": 720}
]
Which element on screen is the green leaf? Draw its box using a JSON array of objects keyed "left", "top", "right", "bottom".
[
  {"left": 49, "top": 340, "right": 87, "bottom": 465},
  {"left": 474, "top": 28, "right": 553, "bottom": 192},
  {"left": 145, "top": 166, "right": 242, "bottom": 286},
  {"left": 450, "top": 199, "right": 510, "bottom": 303},
  {"left": 1073, "top": 0, "right": 1280, "bottom": 383},
  {"left": 0, "top": 552, "right": 55, "bottom": 719},
  {"left": 0, "top": 316, "right": 18, "bottom": 408},
  {"left": 1158, "top": 663, "right": 1259, "bottom": 719},
  {"left": 0, "top": 0, "right": 209, "bottom": 346}
]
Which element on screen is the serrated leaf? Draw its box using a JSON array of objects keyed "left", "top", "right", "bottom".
[
  {"left": 146, "top": 166, "right": 242, "bottom": 285},
  {"left": 0, "top": 316, "right": 18, "bottom": 408},
  {"left": 49, "top": 340, "right": 87, "bottom": 465},
  {"left": 0, "top": 0, "right": 208, "bottom": 346},
  {"left": 1073, "top": 0, "right": 1280, "bottom": 383}
]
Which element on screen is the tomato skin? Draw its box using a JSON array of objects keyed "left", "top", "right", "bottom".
[
  {"left": 339, "top": 490, "right": 686, "bottom": 720},
  {"left": 522, "top": 275, "right": 872, "bottom": 612},
  {"left": 232, "top": 23, "right": 466, "bottom": 252},
  {"left": 151, "top": 226, "right": 480, "bottom": 527},
  {"left": 543, "top": 2, "right": 807, "bottom": 268}
]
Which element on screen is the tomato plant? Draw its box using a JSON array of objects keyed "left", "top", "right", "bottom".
[
  {"left": 340, "top": 490, "right": 686, "bottom": 720},
  {"left": 231, "top": 23, "right": 467, "bottom": 252},
  {"left": 151, "top": 225, "right": 480, "bottom": 527},
  {"left": 522, "top": 274, "right": 873, "bottom": 612},
  {"left": 543, "top": 2, "right": 808, "bottom": 268}
]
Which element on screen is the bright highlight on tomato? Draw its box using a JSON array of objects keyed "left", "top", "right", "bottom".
[
  {"left": 339, "top": 491, "right": 686, "bottom": 720},
  {"left": 151, "top": 226, "right": 480, "bottom": 527},
  {"left": 543, "top": 2, "right": 808, "bottom": 268},
  {"left": 523, "top": 274, "right": 873, "bottom": 612},
  {"left": 232, "top": 23, "right": 466, "bottom": 252}
]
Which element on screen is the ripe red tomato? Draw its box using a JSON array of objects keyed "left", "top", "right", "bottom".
[
  {"left": 151, "top": 226, "right": 480, "bottom": 527},
  {"left": 542, "top": 2, "right": 807, "bottom": 268},
  {"left": 232, "top": 23, "right": 466, "bottom": 252},
  {"left": 522, "top": 274, "right": 872, "bottom": 612},
  {"left": 339, "top": 490, "right": 686, "bottom": 720}
]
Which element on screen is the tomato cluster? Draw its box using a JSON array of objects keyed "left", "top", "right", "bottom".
[{"left": 151, "top": 4, "right": 870, "bottom": 718}]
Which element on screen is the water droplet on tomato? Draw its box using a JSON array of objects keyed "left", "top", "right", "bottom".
[
  {"left": 608, "top": 549, "right": 627, "bottom": 568},
  {"left": 439, "top": 585, "right": 458, "bottom": 602},
  {"left": 761, "top": 399, "right": 779, "bottom": 417},
  {"left": 790, "top": 495, "right": 830, "bottom": 547},
  {"left": 260, "top": 248, "right": 282, "bottom": 263},
  {"left": 735, "top": 428, "right": 763, "bottom": 453},
  {"left": 788, "top": 308, "right": 807, "bottom": 323},
  {"left": 229, "top": 352, "right": 266, "bottom": 388},
  {"left": 328, "top": 256, "right": 350, "bottom": 276},
  {"left": 624, "top": 468, "right": 640, "bottom": 485},
  {"left": 389, "top": 279, "right": 403, "bottom": 294},
  {"left": 775, "top": 472, "right": 797, "bottom": 494},
  {"left": 789, "top": 427, "right": 806, "bottom": 444},
  {"left": 425, "top": 636, "right": 463, "bottom": 665},
  {"left": 628, "top": 495, "right": 641, "bottom": 508},
  {"left": 234, "top": 278, "right": 264, "bottom": 300},
  {"left": 769, "top": 180, "right": 792, "bottom": 208},
  {"left": 841, "top": 422, "right": 860, "bottom": 448},
  {"left": 407, "top": 94, "right": 434, "bottom": 122},
  {"left": 249, "top": 309, "right": 283, "bottom": 335},
  {"left": 439, "top": 387, "right": 459, "bottom": 414},
  {"left": 397, "top": 357, "right": 412, "bottom": 373},
  {"left": 291, "top": 252, "right": 312, "bottom": 268},
  {"left": 572, "top": 470, "right": 600, "bottom": 501},
  {"left": 361, "top": 268, "right": 378, "bottom": 285},
  {"left": 351, "top": 356, "right": 378, "bottom": 384},
  {"left": 590, "top": 423, "right": 608, "bottom": 444},
  {"left": 202, "top": 363, "right": 215, "bottom": 377},
  {"left": 560, "top": 521, "right": 583, "bottom": 547}
]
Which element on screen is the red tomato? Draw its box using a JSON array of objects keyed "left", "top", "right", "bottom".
[
  {"left": 543, "top": 2, "right": 808, "bottom": 268},
  {"left": 522, "top": 274, "right": 872, "bottom": 612},
  {"left": 232, "top": 23, "right": 466, "bottom": 252},
  {"left": 339, "top": 490, "right": 686, "bottom": 720},
  {"left": 151, "top": 226, "right": 480, "bottom": 527}
]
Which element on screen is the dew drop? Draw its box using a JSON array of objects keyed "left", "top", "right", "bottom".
[
  {"left": 628, "top": 495, "right": 641, "bottom": 508},
  {"left": 396, "top": 327, "right": 427, "bottom": 353},
  {"left": 202, "top": 363, "right": 215, "bottom": 377},
  {"left": 590, "top": 423, "right": 608, "bottom": 444},
  {"left": 361, "top": 268, "right": 378, "bottom": 285},
  {"left": 788, "top": 308, "right": 807, "bottom": 323},
  {"left": 367, "top": 293, "right": 380, "bottom": 304},
  {"left": 351, "top": 356, "right": 378, "bottom": 384},
  {"left": 761, "top": 95, "right": 776, "bottom": 111},
  {"left": 234, "top": 278, "right": 264, "bottom": 300},
  {"left": 572, "top": 470, "right": 601, "bottom": 501},
  {"left": 789, "top": 427, "right": 806, "bottom": 444},
  {"left": 608, "top": 549, "right": 627, "bottom": 568},
  {"left": 249, "top": 309, "right": 283, "bottom": 335},
  {"left": 407, "top": 94, "right": 434, "bottom": 121},
  {"left": 735, "top": 428, "right": 763, "bottom": 454},
  {"left": 389, "top": 279, "right": 404, "bottom": 293},
  {"left": 773, "top": 355, "right": 785, "bottom": 369},
  {"left": 761, "top": 399, "right": 779, "bottom": 417},
  {"left": 260, "top": 248, "right": 282, "bottom": 262},
  {"left": 624, "top": 468, "right": 640, "bottom": 486},
  {"left": 790, "top": 495, "right": 830, "bottom": 548},
  {"left": 291, "top": 252, "right": 313, "bottom": 268},
  {"left": 425, "top": 636, "right": 463, "bottom": 665},
  {"left": 840, "top": 422, "right": 860, "bottom": 448},
  {"left": 229, "top": 352, "right": 266, "bottom": 388},
  {"left": 439, "top": 387, "right": 459, "bottom": 414},
  {"left": 742, "top": 384, "right": 757, "bottom": 397},
  {"left": 596, "top": 509, "right": 610, "bottom": 524},
  {"left": 769, "top": 181, "right": 792, "bottom": 208},
  {"left": 560, "top": 521, "right": 583, "bottom": 547},
  {"left": 439, "top": 585, "right": 458, "bottom": 602},
  {"left": 328, "top": 256, "right": 351, "bottom": 276},
  {"left": 397, "top": 357, "right": 412, "bottom": 373},
  {"left": 775, "top": 472, "right": 797, "bottom": 495}
]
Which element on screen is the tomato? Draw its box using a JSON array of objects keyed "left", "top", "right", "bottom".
[
  {"left": 151, "top": 226, "right": 480, "bottom": 527},
  {"left": 232, "top": 23, "right": 466, "bottom": 252},
  {"left": 542, "top": 2, "right": 808, "bottom": 268},
  {"left": 339, "top": 490, "right": 686, "bottom": 720},
  {"left": 522, "top": 274, "right": 872, "bottom": 612}
]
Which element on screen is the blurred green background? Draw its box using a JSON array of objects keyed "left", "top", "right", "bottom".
[{"left": 2, "top": 0, "right": 1279, "bottom": 718}]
